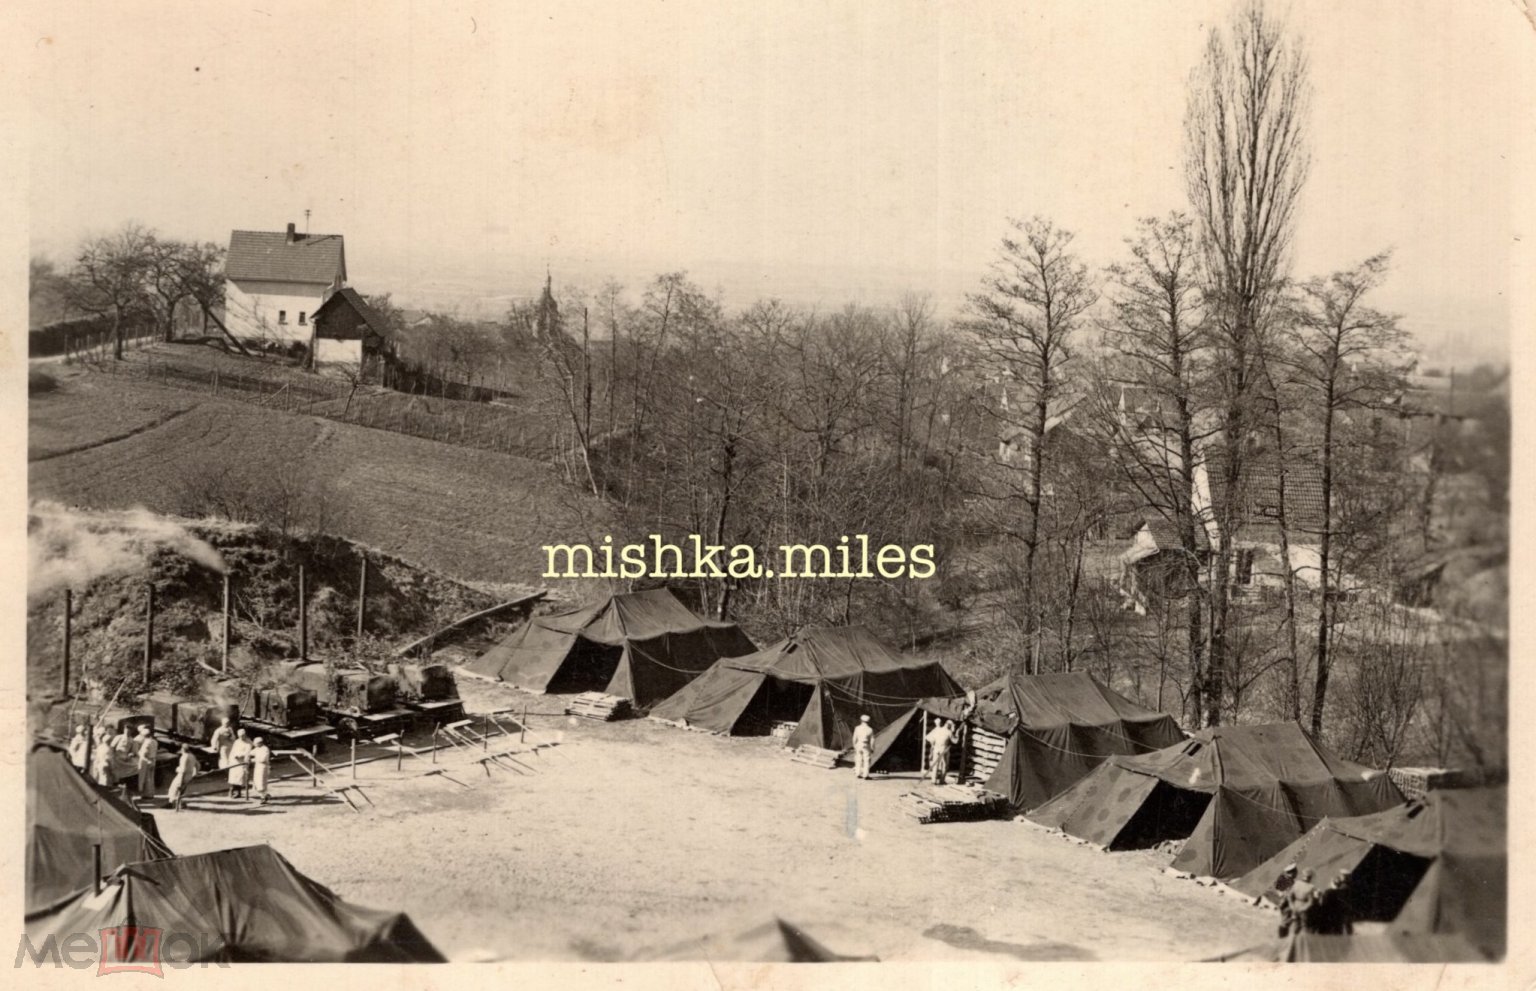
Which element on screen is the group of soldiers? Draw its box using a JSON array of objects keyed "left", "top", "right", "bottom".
[
  {"left": 1275, "top": 865, "right": 1355, "bottom": 937},
  {"left": 848, "top": 712, "right": 962, "bottom": 785},
  {"left": 65, "top": 716, "right": 274, "bottom": 809}
]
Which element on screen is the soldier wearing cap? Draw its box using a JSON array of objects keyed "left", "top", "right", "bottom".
[{"left": 851, "top": 714, "right": 875, "bottom": 779}]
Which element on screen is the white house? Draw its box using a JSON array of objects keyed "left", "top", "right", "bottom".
[{"left": 224, "top": 223, "right": 346, "bottom": 347}]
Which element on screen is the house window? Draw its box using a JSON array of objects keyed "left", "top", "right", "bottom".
[
  {"left": 298, "top": 312, "right": 307, "bottom": 325},
  {"left": 278, "top": 310, "right": 288, "bottom": 324},
  {"left": 1236, "top": 548, "right": 1256, "bottom": 585}
]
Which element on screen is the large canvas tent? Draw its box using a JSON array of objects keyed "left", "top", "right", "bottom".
[
  {"left": 1232, "top": 786, "right": 1506, "bottom": 957},
  {"left": 27, "top": 746, "right": 169, "bottom": 915},
  {"left": 963, "top": 673, "right": 1184, "bottom": 811},
  {"left": 1028, "top": 722, "right": 1403, "bottom": 879},
  {"left": 29, "top": 845, "right": 444, "bottom": 963},
  {"left": 465, "top": 588, "right": 756, "bottom": 710},
  {"left": 650, "top": 625, "right": 964, "bottom": 751}
]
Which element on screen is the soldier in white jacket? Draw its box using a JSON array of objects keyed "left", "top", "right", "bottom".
[{"left": 851, "top": 714, "right": 875, "bottom": 779}]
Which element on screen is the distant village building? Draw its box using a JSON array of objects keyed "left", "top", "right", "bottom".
[
  {"left": 224, "top": 223, "right": 347, "bottom": 348},
  {"left": 1118, "top": 446, "right": 1327, "bottom": 613}
]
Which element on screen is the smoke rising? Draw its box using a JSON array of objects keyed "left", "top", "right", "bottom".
[{"left": 28, "top": 501, "right": 227, "bottom": 603}]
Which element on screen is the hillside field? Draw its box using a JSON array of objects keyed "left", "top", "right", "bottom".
[{"left": 29, "top": 362, "right": 608, "bottom": 589}]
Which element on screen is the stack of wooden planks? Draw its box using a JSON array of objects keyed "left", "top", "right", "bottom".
[
  {"left": 787, "top": 745, "right": 843, "bottom": 768},
  {"left": 899, "top": 784, "right": 1009, "bottom": 824},
  {"left": 964, "top": 727, "right": 1008, "bottom": 783},
  {"left": 565, "top": 692, "right": 634, "bottom": 721}
]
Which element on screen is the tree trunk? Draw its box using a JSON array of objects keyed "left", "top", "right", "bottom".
[
  {"left": 1310, "top": 397, "right": 1336, "bottom": 735},
  {"left": 112, "top": 308, "right": 124, "bottom": 360}
]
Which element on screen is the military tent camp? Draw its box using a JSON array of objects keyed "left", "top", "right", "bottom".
[
  {"left": 27, "top": 746, "right": 169, "bottom": 915},
  {"left": 960, "top": 673, "right": 1183, "bottom": 811},
  {"left": 1232, "top": 786, "right": 1505, "bottom": 957},
  {"left": 465, "top": 588, "right": 756, "bottom": 710},
  {"left": 1028, "top": 722, "right": 1403, "bottom": 879},
  {"left": 28, "top": 845, "right": 444, "bottom": 963},
  {"left": 650, "top": 625, "right": 964, "bottom": 751}
]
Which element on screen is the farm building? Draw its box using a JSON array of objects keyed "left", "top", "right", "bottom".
[
  {"left": 224, "top": 223, "right": 347, "bottom": 349},
  {"left": 308, "top": 287, "right": 393, "bottom": 376}
]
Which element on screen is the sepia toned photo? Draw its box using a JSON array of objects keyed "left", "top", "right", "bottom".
[{"left": 16, "top": 0, "right": 1525, "bottom": 977}]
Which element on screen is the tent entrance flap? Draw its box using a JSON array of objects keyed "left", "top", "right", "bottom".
[
  {"left": 1345, "top": 847, "right": 1434, "bottom": 922},
  {"left": 733, "top": 679, "right": 816, "bottom": 736},
  {"left": 545, "top": 639, "right": 623, "bottom": 695},
  {"left": 1114, "top": 781, "right": 1212, "bottom": 850}
]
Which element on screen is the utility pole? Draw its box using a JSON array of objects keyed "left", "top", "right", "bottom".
[
  {"left": 356, "top": 555, "right": 368, "bottom": 641},
  {"left": 297, "top": 565, "right": 308, "bottom": 662},
  {"left": 61, "top": 589, "right": 72, "bottom": 697},
  {"left": 221, "top": 573, "right": 232, "bottom": 673},
  {"left": 143, "top": 583, "right": 155, "bottom": 684}
]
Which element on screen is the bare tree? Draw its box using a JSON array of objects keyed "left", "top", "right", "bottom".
[
  {"left": 64, "top": 223, "right": 155, "bottom": 360},
  {"left": 1283, "top": 253, "right": 1410, "bottom": 733},
  {"left": 967, "top": 217, "right": 1098, "bottom": 674},
  {"left": 145, "top": 236, "right": 194, "bottom": 341},
  {"left": 1183, "top": 0, "right": 1310, "bottom": 725},
  {"left": 1097, "top": 212, "right": 1212, "bottom": 722}
]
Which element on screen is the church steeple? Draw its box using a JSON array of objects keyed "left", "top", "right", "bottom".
[{"left": 535, "top": 268, "right": 561, "bottom": 340}]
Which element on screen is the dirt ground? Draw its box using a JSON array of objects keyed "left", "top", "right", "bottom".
[{"left": 151, "top": 680, "right": 1274, "bottom": 963}]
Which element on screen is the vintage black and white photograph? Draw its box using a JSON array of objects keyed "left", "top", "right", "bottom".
[{"left": 15, "top": 0, "right": 1525, "bottom": 975}]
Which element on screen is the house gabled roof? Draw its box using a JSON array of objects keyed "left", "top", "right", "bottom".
[
  {"left": 1205, "top": 454, "right": 1326, "bottom": 535},
  {"left": 226, "top": 229, "right": 346, "bottom": 285},
  {"left": 1141, "top": 514, "right": 1211, "bottom": 554},
  {"left": 312, "top": 287, "right": 391, "bottom": 338}
]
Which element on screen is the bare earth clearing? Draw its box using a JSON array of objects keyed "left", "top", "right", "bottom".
[{"left": 154, "top": 681, "right": 1272, "bottom": 963}]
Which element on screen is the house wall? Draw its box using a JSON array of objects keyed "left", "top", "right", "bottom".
[
  {"left": 313, "top": 337, "right": 363, "bottom": 373},
  {"left": 1235, "top": 541, "right": 1322, "bottom": 589},
  {"left": 225, "top": 281, "right": 329, "bottom": 346}
]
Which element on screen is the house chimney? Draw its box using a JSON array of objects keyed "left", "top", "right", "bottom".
[{"left": 286, "top": 222, "right": 297, "bottom": 243}]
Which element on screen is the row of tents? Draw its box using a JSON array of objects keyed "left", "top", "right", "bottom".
[
  {"left": 459, "top": 587, "right": 1508, "bottom": 962},
  {"left": 25, "top": 746, "right": 443, "bottom": 963}
]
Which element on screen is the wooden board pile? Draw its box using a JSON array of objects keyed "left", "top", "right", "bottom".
[
  {"left": 963, "top": 727, "right": 1008, "bottom": 783},
  {"left": 899, "top": 785, "right": 1009, "bottom": 824},
  {"left": 788, "top": 745, "right": 843, "bottom": 768},
  {"left": 565, "top": 692, "right": 634, "bottom": 721}
]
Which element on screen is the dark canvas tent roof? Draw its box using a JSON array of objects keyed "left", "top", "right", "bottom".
[
  {"left": 968, "top": 673, "right": 1185, "bottom": 812},
  {"left": 29, "top": 844, "right": 443, "bottom": 963},
  {"left": 1028, "top": 722, "right": 1403, "bottom": 879},
  {"left": 650, "top": 917, "right": 878, "bottom": 962},
  {"left": 27, "top": 746, "right": 169, "bottom": 915},
  {"left": 465, "top": 588, "right": 757, "bottom": 710},
  {"left": 1209, "top": 931, "right": 1491, "bottom": 963},
  {"left": 1232, "top": 786, "right": 1506, "bottom": 955},
  {"left": 650, "top": 625, "right": 964, "bottom": 751}
]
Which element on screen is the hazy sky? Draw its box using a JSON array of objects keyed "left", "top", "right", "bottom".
[{"left": 25, "top": 0, "right": 1533, "bottom": 360}]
